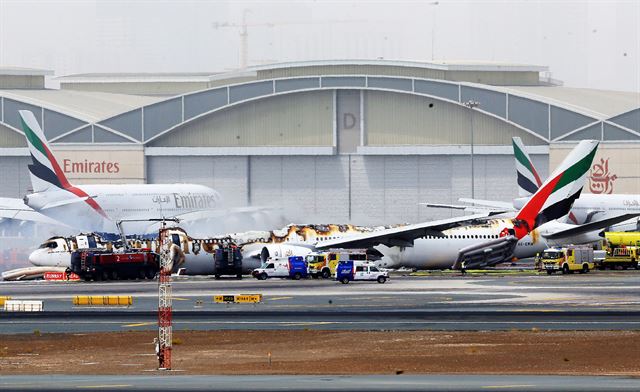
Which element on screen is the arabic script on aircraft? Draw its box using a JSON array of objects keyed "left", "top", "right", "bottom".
[{"left": 588, "top": 158, "right": 617, "bottom": 194}]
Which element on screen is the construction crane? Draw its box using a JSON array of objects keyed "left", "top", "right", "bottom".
[{"left": 212, "top": 9, "right": 366, "bottom": 69}]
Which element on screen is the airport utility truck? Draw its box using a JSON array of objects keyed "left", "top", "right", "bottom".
[
  {"left": 306, "top": 250, "right": 367, "bottom": 279},
  {"left": 541, "top": 246, "right": 594, "bottom": 275},
  {"left": 604, "top": 232, "right": 640, "bottom": 247},
  {"left": 598, "top": 246, "right": 640, "bottom": 270},
  {"left": 336, "top": 260, "right": 388, "bottom": 284},
  {"left": 252, "top": 256, "right": 308, "bottom": 280}
]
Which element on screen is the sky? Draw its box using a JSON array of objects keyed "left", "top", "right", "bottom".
[{"left": 0, "top": 0, "right": 638, "bottom": 92}]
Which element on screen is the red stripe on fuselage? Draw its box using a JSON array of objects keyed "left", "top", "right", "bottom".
[{"left": 41, "top": 141, "right": 108, "bottom": 219}]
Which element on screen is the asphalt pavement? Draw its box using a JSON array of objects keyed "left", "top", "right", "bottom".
[
  {"left": 1, "top": 273, "right": 640, "bottom": 332},
  {"left": 2, "top": 374, "right": 640, "bottom": 391}
]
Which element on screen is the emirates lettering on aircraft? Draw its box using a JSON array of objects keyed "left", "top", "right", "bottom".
[
  {"left": 173, "top": 193, "right": 218, "bottom": 209},
  {"left": 63, "top": 159, "right": 120, "bottom": 174}
]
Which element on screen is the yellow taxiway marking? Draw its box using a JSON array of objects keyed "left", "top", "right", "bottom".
[
  {"left": 482, "top": 385, "right": 535, "bottom": 389},
  {"left": 173, "top": 297, "right": 190, "bottom": 301},
  {"left": 76, "top": 385, "right": 131, "bottom": 389},
  {"left": 122, "top": 322, "right": 154, "bottom": 327},
  {"left": 267, "top": 296, "right": 293, "bottom": 301}
]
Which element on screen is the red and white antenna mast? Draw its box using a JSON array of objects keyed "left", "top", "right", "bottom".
[{"left": 157, "top": 222, "right": 173, "bottom": 370}]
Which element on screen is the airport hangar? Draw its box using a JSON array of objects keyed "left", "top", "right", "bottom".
[{"left": 0, "top": 60, "right": 638, "bottom": 226}]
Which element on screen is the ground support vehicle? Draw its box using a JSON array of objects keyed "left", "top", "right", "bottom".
[
  {"left": 541, "top": 246, "right": 594, "bottom": 275},
  {"left": 69, "top": 249, "right": 159, "bottom": 281},
  {"left": 213, "top": 241, "right": 243, "bottom": 279},
  {"left": 336, "top": 260, "right": 388, "bottom": 284},
  {"left": 306, "top": 250, "right": 367, "bottom": 279},
  {"left": 604, "top": 232, "right": 640, "bottom": 247},
  {"left": 252, "top": 256, "right": 308, "bottom": 280},
  {"left": 597, "top": 246, "right": 640, "bottom": 270}
]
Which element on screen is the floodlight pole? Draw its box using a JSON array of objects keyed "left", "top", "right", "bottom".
[
  {"left": 464, "top": 100, "right": 480, "bottom": 199},
  {"left": 429, "top": 1, "right": 439, "bottom": 60}
]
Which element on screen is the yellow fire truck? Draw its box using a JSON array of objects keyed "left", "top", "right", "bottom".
[{"left": 541, "top": 246, "right": 595, "bottom": 275}]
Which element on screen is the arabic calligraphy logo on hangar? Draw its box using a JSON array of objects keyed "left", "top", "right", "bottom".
[{"left": 588, "top": 157, "right": 617, "bottom": 194}]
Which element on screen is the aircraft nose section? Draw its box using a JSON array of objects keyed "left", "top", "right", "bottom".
[{"left": 28, "top": 249, "right": 44, "bottom": 266}]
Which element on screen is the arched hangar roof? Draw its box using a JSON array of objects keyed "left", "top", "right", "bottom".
[{"left": 0, "top": 74, "right": 638, "bottom": 147}]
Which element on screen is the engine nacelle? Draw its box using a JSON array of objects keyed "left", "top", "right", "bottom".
[{"left": 259, "top": 244, "right": 312, "bottom": 263}]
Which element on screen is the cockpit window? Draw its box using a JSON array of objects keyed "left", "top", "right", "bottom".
[{"left": 39, "top": 241, "right": 58, "bottom": 249}]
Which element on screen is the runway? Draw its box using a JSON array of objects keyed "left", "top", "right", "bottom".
[
  {"left": 2, "top": 273, "right": 640, "bottom": 332},
  {"left": 2, "top": 374, "right": 640, "bottom": 391},
  {"left": 1, "top": 309, "right": 640, "bottom": 333}
]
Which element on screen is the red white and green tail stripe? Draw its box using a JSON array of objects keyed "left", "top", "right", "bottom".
[
  {"left": 513, "top": 139, "right": 599, "bottom": 239},
  {"left": 19, "top": 110, "right": 108, "bottom": 218},
  {"left": 512, "top": 137, "right": 542, "bottom": 197}
]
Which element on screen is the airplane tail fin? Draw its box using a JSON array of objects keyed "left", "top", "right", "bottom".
[
  {"left": 513, "top": 140, "right": 599, "bottom": 239},
  {"left": 512, "top": 137, "right": 542, "bottom": 197},
  {"left": 19, "top": 110, "right": 73, "bottom": 193}
]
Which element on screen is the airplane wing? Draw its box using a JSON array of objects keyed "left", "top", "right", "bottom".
[
  {"left": 544, "top": 213, "right": 640, "bottom": 240},
  {"left": 315, "top": 212, "right": 499, "bottom": 250},
  {"left": 457, "top": 198, "right": 516, "bottom": 210},
  {"left": 0, "top": 197, "right": 68, "bottom": 226},
  {"left": 420, "top": 202, "right": 513, "bottom": 215}
]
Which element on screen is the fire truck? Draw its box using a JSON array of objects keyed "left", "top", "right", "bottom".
[{"left": 69, "top": 248, "right": 159, "bottom": 281}]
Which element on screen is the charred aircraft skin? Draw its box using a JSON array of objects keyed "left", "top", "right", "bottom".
[
  {"left": 27, "top": 224, "right": 396, "bottom": 275},
  {"left": 28, "top": 218, "right": 607, "bottom": 273},
  {"left": 235, "top": 223, "right": 398, "bottom": 262}
]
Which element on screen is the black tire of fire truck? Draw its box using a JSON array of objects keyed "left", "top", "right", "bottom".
[
  {"left": 546, "top": 270, "right": 553, "bottom": 275},
  {"left": 322, "top": 269, "right": 331, "bottom": 279},
  {"left": 341, "top": 277, "right": 350, "bottom": 284},
  {"left": 562, "top": 264, "right": 570, "bottom": 274},
  {"left": 110, "top": 270, "right": 119, "bottom": 280},
  {"left": 293, "top": 272, "right": 302, "bottom": 280},
  {"left": 214, "top": 275, "right": 221, "bottom": 280},
  {"left": 145, "top": 268, "right": 156, "bottom": 279},
  {"left": 377, "top": 276, "right": 387, "bottom": 284},
  {"left": 581, "top": 264, "right": 589, "bottom": 274},
  {"left": 236, "top": 274, "right": 242, "bottom": 280},
  {"left": 634, "top": 259, "right": 639, "bottom": 270},
  {"left": 259, "top": 272, "right": 268, "bottom": 280}
]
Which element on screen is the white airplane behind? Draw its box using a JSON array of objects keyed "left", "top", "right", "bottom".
[
  {"left": 315, "top": 139, "right": 638, "bottom": 269},
  {"left": 445, "top": 137, "right": 640, "bottom": 231},
  {"left": 0, "top": 110, "right": 229, "bottom": 234},
  {"left": 23, "top": 136, "right": 629, "bottom": 272},
  {"left": 512, "top": 136, "right": 640, "bottom": 230}
]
